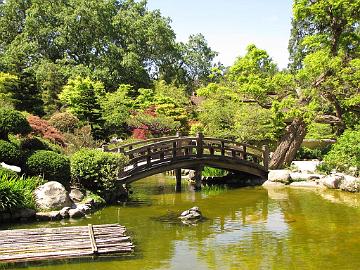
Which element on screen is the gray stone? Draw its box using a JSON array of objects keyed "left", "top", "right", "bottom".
[
  {"left": 69, "top": 189, "right": 85, "bottom": 202},
  {"left": 36, "top": 211, "right": 61, "bottom": 221},
  {"left": 0, "top": 162, "right": 21, "bottom": 172},
  {"left": 291, "top": 160, "right": 321, "bottom": 173},
  {"left": 179, "top": 206, "right": 202, "bottom": 221},
  {"left": 289, "top": 181, "right": 320, "bottom": 188},
  {"left": 290, "top": 172, "right": 323, "bottom": 182},
  {"left": 339, "top": 175, "right": 360, "bottom": 193},
  {"left": 76, "top": 204, "right": 91, "bottom": 214},
  {"left": 69, "top": 208, "right": 85, "bottom": 219},
  {"left": 268, "top": 170, "right": 291, "bottom": 184},
  {"left": 19, "top": 208, "right": 36, "bottom": 219},
  {"left": 59, "top": 207, "right": 71, "bottom": 218},
  {"left": 321, "top": 174, "right": 344, "bottom": 189},
  {"left": 35, "top": 181, "right": 72, "bottom": 210}
]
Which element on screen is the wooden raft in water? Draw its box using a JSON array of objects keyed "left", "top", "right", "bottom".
[{"left": 0, "top": 224, "right": 134, "bottom": 263}]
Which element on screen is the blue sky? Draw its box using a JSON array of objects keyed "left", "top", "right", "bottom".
[{"left": 147, "top": 0, "right": 293, "bottom": 69}]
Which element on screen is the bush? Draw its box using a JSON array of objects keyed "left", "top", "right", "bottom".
[
  {"left": 0, "top": 173, "right": 43, "bottom": 211},
  {"left": 20, "top": 137, "right": 62, "bottom": 154},
  {"left": 25, "top": 150, "right": 71, "bottom": 185},
  {"left": 323, "top": 128, "right": 360, "bottom": 175},
  {"left": 0, "top": 108, "right": 31, "bottom": 140},
  {"left": 71, "top": 149, "right": 128, "bottom": 194},
  {"left": 27, "top": 115, "right": 66, "bottom": 146},
  {"left": 295, "top": 146, "right": 331, "bottom": 160},
  {"left": 0, "top": 166, "right": 19, "bottom": 179},
  {"left": 0, "top": 140, "right": 21, "bottom": 166},
  {"left": 48, "top": 112, "right": 80, "bottom": 133}
]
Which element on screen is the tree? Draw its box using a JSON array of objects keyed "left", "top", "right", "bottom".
[{"left": 59, "top": 77, "right": 105, "bottom": 138}]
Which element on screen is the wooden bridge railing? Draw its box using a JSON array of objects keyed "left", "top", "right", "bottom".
[{"left": 103, "top": 133, "right": 269, "bottom": 179}]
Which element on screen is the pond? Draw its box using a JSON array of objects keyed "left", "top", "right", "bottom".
[{"left": 1, "top": 174, "right": 360, "bottom": 270}]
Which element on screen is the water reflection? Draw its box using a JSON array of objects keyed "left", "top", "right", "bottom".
[{"left": 3, "top": 174, "right": 360, "bottom": 270}]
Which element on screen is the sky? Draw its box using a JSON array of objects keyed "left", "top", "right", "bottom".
[{"left": 147, "top": 0, "right": 293, "bottom": 69}]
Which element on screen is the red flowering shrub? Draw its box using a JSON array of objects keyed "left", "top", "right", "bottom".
[{"left": 27, "top": 115, "right": 66, "bottom": 147}]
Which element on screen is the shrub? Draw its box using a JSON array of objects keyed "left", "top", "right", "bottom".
[
  {"left": 63, "top": 125, "right": 100, "bottom": 155},
  {"left": 0, "top": 166, "right": 19, "bottom": 179},
  {"left": 323, "top": 128, "right": 360, "bottom": 175},
  {"left": 48, "top": 112, "right": 80, "bottom": 133},
  {"left": 0, "top": 108, "right": 31, "bottom": 140},
  {"left": 0, "top": 140, "right": 21, "bottom": 166},
  {"left": 27, "top": 115, "right": 66, "bottom": 146},
  {"left": 0, "top": 173, "right": 43, "bottom": 211},
  {"left": 20, "top": 136, "right": 62, "bottom": 154},
  {"left": 71, "top": 149, "right": 128, "bottom": 194},
  {"left": 25, "top": 150, "right": 71, "bottom": 185}
]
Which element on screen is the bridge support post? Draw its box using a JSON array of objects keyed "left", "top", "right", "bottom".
[
  {"left": 175, "top": 168, "right": 182, "bottom": 192},
  {"left": 194, "top": 165, "right": 203, "bottom": 190}
]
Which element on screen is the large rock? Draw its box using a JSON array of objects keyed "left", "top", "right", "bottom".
[
  {"left": 339, "top": 175, "right": 360, "bottom": 193},
  {"left": 290, "top": 172, "right": 323, "bottom": 182},
  {"left": 179, "top": 206, "right": 203, "bottom": 222},
  {"left": 36, "top": 211, "right": 62, "bottom": 221},
  {"left": 69, "top": 208, "right": 85, "bottom": 219},
  {"left": 268, "top": 170, "right": 291, "bottom": 184},
  {"left": 35, "top": 181, "right": 72, "bottom": 210},
  {"left": 321, "top": 174, "right": 344, "bottom": 189},
  {"left": 69, "top": 189, "right": 84, "bottom": 203},
  {"left": 291, "top": 160, "right": 321, "bottom": 173}
]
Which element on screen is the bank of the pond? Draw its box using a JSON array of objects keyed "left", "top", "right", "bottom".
[{"left": 2, "top": 174, "right": 360, "bottom": 270}]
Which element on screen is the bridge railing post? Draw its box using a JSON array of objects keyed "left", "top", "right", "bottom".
[
  {"left": 196, "top": 132, "right": 204, "bottom": 158},
  {"left": 146, "top": 147, "right": 151, "bottom": 166},
  {"left": 262, "top": 145, "right": 269, "bottom": 170},
  {"left": 221, "top": 141, "right": 225, "bottom": 156}
]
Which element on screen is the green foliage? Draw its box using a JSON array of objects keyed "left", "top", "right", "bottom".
[
  {"left": 323, "top": 127, "right": 360, "bottom": 175},
  {"left": 0, "top": 72, "right": 19, "bottom": 108},
  {"left": 19, "top": 137, "right": 62, "bottom": 155},
  {"left": 0, "top": 172, "right": 44, "bottom": 211},
  {"left": 63, "top": 126, "right": 101, "bottom": 155},
  {"left": 305, "top": 123, "right": 334, "bottom": 140},
  {"left": 0, "top": 166, "right": 19, "bottom": 179},
  {"left": 0, "top": 108, "right": 31, "bottom": 140},
  {"left": 0, "top": 140, "right": 21, "bottom": 166},
  {"left": 48, "top": 112, "right": 80, "bottom": 133},
  {"left": 70, "top": 149, "right": 128, "bottom": 194},
  {"left": 295, "top": 147, "right": 324, "bottom": 161},
  {"left": 25, "top": 150, "right": 71, "bottom": 185},
  {"left": 202, "top": 167, "right": 227, "bottom": 177},
  {"left": 100, "top": 84, "right": 133, "bottom": 136},
  {"left": 59, "top": 77, "right": 105, "bottom": 138}
]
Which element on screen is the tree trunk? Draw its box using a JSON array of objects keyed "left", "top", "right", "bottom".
[{"left": 269, "top": 118, "right": 307, "bottom": 169}]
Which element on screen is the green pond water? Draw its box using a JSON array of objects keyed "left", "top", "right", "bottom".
[{"left": 1, "top": 175, "right": 360, "bottom": 270}]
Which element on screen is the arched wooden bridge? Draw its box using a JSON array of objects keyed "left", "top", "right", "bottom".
[{"left": 104, "top": 133, "right": 269, "bottom": 189}]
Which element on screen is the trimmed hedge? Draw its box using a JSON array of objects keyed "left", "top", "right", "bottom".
[
  {"left": 70, "top": 149, "right": 128, "bottom": 194},
  {"left": 20, "top": 137, "right": 62, "bottom": 154},
  {"left": 0, "top": 140, "right": 21, "bottom": 166},
  {"left": 25, "top": 150, "right": 71, "bottom": 185},
  {"left": 0, "top": 108, "right": 31, "bottom": 140}
]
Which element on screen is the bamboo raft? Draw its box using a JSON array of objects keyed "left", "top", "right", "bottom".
[{"left": 0, "top": 224, "right": 134, "bottom": 263}]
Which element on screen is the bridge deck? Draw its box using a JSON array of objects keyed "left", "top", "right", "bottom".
[{"left": 0, "top": 224, "right": 134, "bottom": 263}]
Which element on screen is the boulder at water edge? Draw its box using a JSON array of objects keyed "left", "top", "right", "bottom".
[
  {"left": 268, "top": 170, "right": 291, "bottom": 184},
  {"left": 321, "top": 174, "right": 344, "bottom": 189},
  {"left": 339, "top": 175, "right": 360, "bottom": 193},
  {"left": 35, "top": 181, "right": 72, "bottom": 210}
]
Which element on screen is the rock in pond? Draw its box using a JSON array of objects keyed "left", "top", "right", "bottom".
[
  {"left": 69, "top": 188, "right": 85, "bottom": 202},
  {"left": 268, "top": 170, "right": 291, "bottom": 184},
  {"left": 69, "top": 208, "right": 85, "bottom": 219},
  {"left": 179, "top": 206, "right": 203, "bottom": 222},
  {"left": 321, "top": 174, "right": 344, "bottom": 189},
  {"left": 339, "top": 175, "right": 360, "bottom": 193},
  {"left": 35, "top": 181, "right": 72, "bottom": 210},
  {"left": 289, "top": 181, "right": 321, "bottom": 188}
]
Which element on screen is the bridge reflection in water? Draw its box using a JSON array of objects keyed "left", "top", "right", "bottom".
[{"left": 104, "top": 133, "right": 269, "bottom": 191}]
